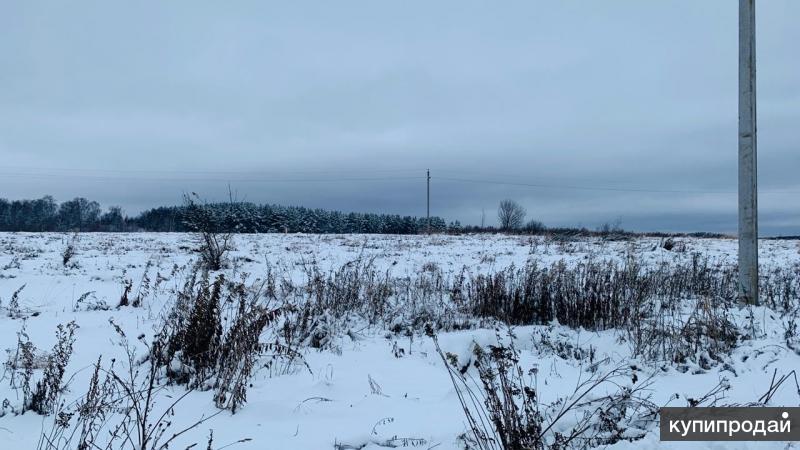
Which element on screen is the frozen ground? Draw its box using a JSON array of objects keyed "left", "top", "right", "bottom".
[{"left": 0, "top": 232, "right": 799, "bottom": 449}]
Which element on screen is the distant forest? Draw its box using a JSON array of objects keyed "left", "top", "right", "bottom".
[
  {"left": 0, "top": 196, "right": 451, "bottom": 234},
  {"left": 0, "top": 195, "right": 738, "bottom": 238}
]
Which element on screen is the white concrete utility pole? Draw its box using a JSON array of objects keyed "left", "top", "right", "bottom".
[{"left": 738, "top": 0, "right": 759, "bottom": 305}]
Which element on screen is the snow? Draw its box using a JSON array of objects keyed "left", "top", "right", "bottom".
[{"left": 0, "top": 232, "right": 798, "bottom": 449}]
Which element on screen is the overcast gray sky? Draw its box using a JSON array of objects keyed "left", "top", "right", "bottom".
[{"left": 1, "top": 1, "right": 798, "bottom": 234}]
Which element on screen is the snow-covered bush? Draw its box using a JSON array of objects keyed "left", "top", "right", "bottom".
[
  {"left": 429, "top": 328, "right": 657, "bottom": 450},
  {"left": 36, "top": 331, "right": 228, "bottom": 450},
  {"left": 182, "top": 194, "right": 234, "bottom": 271},
  {"left": 3, "top": 321, "right": 37, "bottom": 415},
  {"left": 627, "top": 295, "right": 739, "bottom": 369},
  {"left": 154, "top": 268, "right": 301, "bottom": 412},
  {"left": 11, "top": 321, "right": 79, "bottom": 415},
  {"left": 60, "top": 233, "right": 78, "bottom": 267}
]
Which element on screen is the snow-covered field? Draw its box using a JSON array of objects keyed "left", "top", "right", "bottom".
[{"left": 1, "top": 232, "right": 799, "bottom": 449}]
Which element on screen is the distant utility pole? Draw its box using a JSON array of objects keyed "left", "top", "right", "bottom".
[
  {"left": 738, "top": 0, "right": 758, "bottom": 305},
  {"left": 426, "top": 169, "right": 431, "bottom": 234}
]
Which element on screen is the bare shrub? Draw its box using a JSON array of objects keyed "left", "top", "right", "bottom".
[
  {"left": 161, "top": 273, "right": 225, "bottom": 385},
  {"left": 463, "top": 255, "right": 742, "bottom": 328},
  {"left": 760, "top": 263, "right": 800, "bottom": 312},
  {"left": 305, "top": 256, "right": 392, "bottom": 321},
  {"left": 183, "top": 194, "right": 234, "bottom": 271},
  {"left": 130, "top": 260, "right": 153, "bottom": 308},
  {"left": 118, "top": 278, "right": 133, "bottom": 307},
  {"left": 73, "top": 291, "right": 109, "bottom": 311},
  {"left": 213, "top": 303, "right": 288, "bottom": 412},
  {"left": 428, "top": 327, "right": 657, "bottom": 450},
  {"left": 6, "top": 283, "right": 26, "bottom": 318},
  {"left": 533, "top": 327, "right": 596, "bottom": 365},
  {"left": 36, "top": 356, "right": 118, "bottom": 450},
  {"left": 459, "top": 255, "right": 758, "bottom": 367},
  {"left": 628, "top": 295, "right": 739, "bottom": 369},
  {"left": 155, "top": 267, "right": 303, "bottom": 412},
  {"left": 3, "top": 321, "right": 37, "bottom": 413},
  {"left": 786, "top": 315, "right": 800, "bottom": 355},
  {"left": 28, "top": 322, "right": 79, "bottom": 415},
  {"left": 281, "top": 257, "right": 394, "bottom": 350},
  {"left": 523, "top": 220, "right": 546, "bottom": 234},
  {"left": 61, "top": 233, "right": 79, "bottom": 267},
  {"left": 35, "top": 329, "right": 244, "bottom": 450}
]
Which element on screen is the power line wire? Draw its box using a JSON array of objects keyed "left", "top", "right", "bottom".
[
  {"left": 433, "top": 176, "right": 800, "bottom": 195},
  {"left": 0, "top": 171, "right": 425, "bottom": 183},
  {"left": 0, "top": 165, "right": 424, "bottom": 176},
  {"left": 1, "top": 166, "right": 797, "bottom": 195}
]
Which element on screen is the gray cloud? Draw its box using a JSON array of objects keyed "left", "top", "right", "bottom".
[{"left": 1, "top": 0, "right": 798, "bottom": 234}]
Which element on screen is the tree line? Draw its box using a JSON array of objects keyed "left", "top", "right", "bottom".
[
  {"left": 0, "top": 196, "right": 125, "bottom": 232},
  {"left": 0, "top": 196, "right": 450, "bottom": 234},
  {"left": 0, "top": 195, "right": 730, "bottom": 238}
]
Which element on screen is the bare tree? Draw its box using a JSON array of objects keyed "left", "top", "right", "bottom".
[
  {"left": 497, "top": 199, "right": 526, "bottom": 231},
  {"left": 57, "top": 197, "right": 101, "bottom": 231}
]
